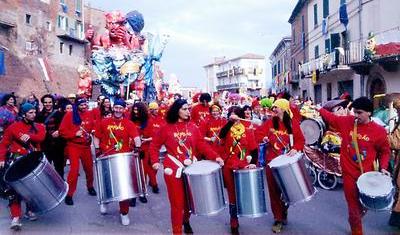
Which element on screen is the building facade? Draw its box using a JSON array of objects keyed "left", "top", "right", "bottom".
[
  {"left": 270, "top": 37, "right": 292, "bottom": 94},
  {"left": 0, "top": 0, "right": 88, "bottom": 99},
  {"left": 293, "top": 0, "right": 400, "bottom": 103},
  {"left": 204, "top": 53, "right": 266, "bottom": 97}
]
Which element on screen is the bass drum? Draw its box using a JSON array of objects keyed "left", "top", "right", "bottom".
[
  {"left": 95, "top": 152, "right": 146, "bottom": 204},
  {"left": 183, "top": 160, "right": 226, "bottom": 216},
  {"left": 357, "top": 171, "right": 394, "bottom": 211},
  {"left": 268, "top": 152, "right": 316, "bottom": 205},
  {"left": 300, "top": 118, "right": 326, "bottom": 146},
  {"left": 4, "top": 152, "right": 68, "bottom": 215}
]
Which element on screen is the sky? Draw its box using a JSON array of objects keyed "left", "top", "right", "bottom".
[{"left": 86, "top": 0, "right": 297, "bottom": 89}]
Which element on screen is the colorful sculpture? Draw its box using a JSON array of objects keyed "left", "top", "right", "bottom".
[{"left": 77, "top": 65, "right": 93, "bottom": 99}]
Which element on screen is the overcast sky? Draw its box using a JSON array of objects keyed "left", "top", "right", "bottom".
[{"left": 86, "top": 0, "right": 296, "bottom": 89}]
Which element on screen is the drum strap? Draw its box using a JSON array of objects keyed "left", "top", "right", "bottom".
[
  {"left": 167, "top": 154, "right": 198, "bottom": 178},
  {"left": 352, "top": 123, "right": 364, "bottom": 174}
]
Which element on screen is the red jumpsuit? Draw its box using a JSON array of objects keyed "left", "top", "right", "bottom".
[
  {"left": 59, "top": 111, "right": 95, "bottom": 197},
  {"left": 199, "top": 116, "right": 227, "bottom": 156},
  {"left": 190, "top": 103, "right": 210, "bottom": 126},
  {"left": 95, "top": 116, "right": 139, "bottom": 214},
  {"left": 256, "top": 118, "right": 305, "bottom": 222},
  {"left": 319, "top": 109, "right": 390, "bottom": 235},
  {"left": 0, "top": 120, "right": 46, "bottom": 218},
  {"left": 149, "top": 121, "right": 219, "bottom": 234}
]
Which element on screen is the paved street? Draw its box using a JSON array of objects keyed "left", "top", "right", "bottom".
[{"left": 0, "top": 165, "right": 398, "bottom": 235}]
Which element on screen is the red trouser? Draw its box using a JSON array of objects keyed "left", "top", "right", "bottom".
[
  {"left": 343, "top": 174, "right": 365, "bottom": 235},
  {"left": 265, "top": 165, "right": 286, "bottom": 221},
  {"left": 119, "top": 200, "right": 129, "bottom": 215},
  {"left": 142, "top": 151, "right": 158, "bottom": 187},
  {"left": 222, "top": 166, "right": 236, "bottom": 204},
  {"left": 66, "top": 144, "right": 94, "bottom": 197},
  {"left": 9, "top": 199, "right": 21, "bottom": 218},
  {"left": 164, "top": 172, "right": 190, "bottom": 235}
]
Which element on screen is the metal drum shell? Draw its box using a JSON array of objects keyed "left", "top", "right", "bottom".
[
  {"left": 95, "top": 152, "right": 145, "bottom": 204},
  {"left": 183, "top": 160, "right": 226, "bottom": 216},
  {"left": 300, "top": 118, "right": 326, "bottom": 146},
  {"left": 357, "top": 172, "right": 395, "bottom": 211},
  {"left": 4, "top": 152, "right": 68, "bottom": 215},
  {"left": 268, "top": 153, "right": 317, "bottom": 205},
  {"left": 234, "top": 167, "right": 267, "bottom": 218}
]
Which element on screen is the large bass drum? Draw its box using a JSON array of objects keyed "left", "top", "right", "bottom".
[
  {"left": 234, "top": 167, "right": 267, "bottom": 218},
  {"left": 300, "top": 118, "right": 326, "bottom": 146},
  {"left": 357, "top": 171, "right": 394, "bottom": 211},
  {"left": 183, "top": 160, "right": 226, "bottom": 216},
  {"left": 268, "top": 152, "right": 316, "bottom": 205},
  {"left": 95, "top": 152, "right": 146, "bottom": 204},
  {"left": 4, "top": 152, "right": 68, "bottom": 215}
]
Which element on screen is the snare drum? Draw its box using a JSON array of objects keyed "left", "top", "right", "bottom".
[
  {"left": 183, "top": 160, "right": 226, "bottom": 216},
  {"left": 357, "top": 171, "right": 394, "bottom": 211},
  {"left": 300, "top": 118, "right": 326, "bottom": 146},
  {"left": 268, "top": 152, "right": 316, "bottom": 204}
]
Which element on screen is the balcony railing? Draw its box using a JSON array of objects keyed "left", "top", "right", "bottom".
[
  {"left": 216, "top": 67, "right": 244, "bottom": 78},
  {"left": 56, "top": 27, "right": 85, "bottom": 43},
  {"left": 300, "top": 50, "right": 343, "bottom": 76}
]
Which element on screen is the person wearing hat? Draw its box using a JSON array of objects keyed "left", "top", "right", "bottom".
[
  {"left": 59, "top": 97, "right": 97, "bottom": 206},
  {"left": 149, "top": 99, "right": 224, "bottom": 234},
  {"left": 255, "top": 98, "right": 305, "bottom": 233},
  {"left": 190, "top": 93, "right": 211, "bottom": 126},
  {"left": 0, "top": 102, "right": 46, "bottom": 230},
  {"left": 317, "top": 96, "right": 390, "bottom": 235},
  {"left": 67, "top": 93, "right": 77, "bottom": 104},
  {"left": 94, "top": 99, "right": 141, "bottom": 225}
]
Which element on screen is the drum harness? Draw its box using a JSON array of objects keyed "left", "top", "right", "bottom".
[{"left": 352, "top": 122, "right": 379, "bottom": 174}]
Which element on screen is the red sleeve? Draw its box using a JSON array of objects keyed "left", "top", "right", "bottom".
[
  {"left": 376, "top": 128, "right": 391, "bottom": 170},
  {"left": 127, "top": 120, "right": 140, "bottom": 139},
  {"left": 193, "top": 126, "right": 219, "bottom": 160},
  {"left": 292, "top": 120, "right": 305, "bottom": 151},
  {"left": 94, "top": 119, "right": 104, "bottom": 139},
  {"left": 319, "top": 108, "right": 354, "bottom": 133},
  {"left": 198, "top": 119, "right": 208, "bottom": 137},
  {"left": 30, "top": 123, "right": 46, "bottom": 143},
  {"left": 255, "top": 120, "right": 272, "bottom": 143},
  {"left": 149, "top": 125, "right": 167, "bottom": 165},
  {"left": 0, "top": 124, "right": 13, "bottom": 161},
  {"left": 59, "top": 112, "right": 77, "bottom": 140}
]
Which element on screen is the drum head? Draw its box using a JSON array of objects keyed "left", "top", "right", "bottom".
[
  {"left": 300, "top": 119, "right": 324, "bottom": 145},
  {"left": 357, "top": 172, "right": 393, "bottom": 196},
  {"left": 184, "top": 160, "right": 220, "bottom": 175},
  {"left": 268, "top": 152, "right": 303, "bottom": 168},
  {"left": 4, "top": 152, "right": 44, "bottom": 182}
]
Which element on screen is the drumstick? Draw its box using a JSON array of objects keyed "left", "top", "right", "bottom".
[{"left": 237, "top": 118, "right": 252, "bottom": 123}]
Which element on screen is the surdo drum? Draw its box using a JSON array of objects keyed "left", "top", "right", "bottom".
[{"left": 300, "top": 118, "right": 326, "bottom": 146}]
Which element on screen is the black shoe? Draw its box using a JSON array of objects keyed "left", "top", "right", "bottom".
[
  {"left": 129, "top": 198, "right": 136, "bottom": 207},
  {"left": 65, "top": 196, "right": 74, "bottom": 206},
  {"left": 230, "top": 226, "right": 239, "bottom": 235},
  {"left": 183, "top": 222, "right": 193, "bottom": 234},
  {"left": 389, "top": 211, "right": 400, "bottom": 227},
  {"left": 139, "top": 196, "right": 148, "bottom": 203},
  {"left": 152, "top": 186, "right": 159, "bottom": 194},
  {"left": 88, "top": 188, "right": 97, "bottom": 196}
]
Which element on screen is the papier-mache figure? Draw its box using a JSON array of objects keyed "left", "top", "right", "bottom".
[
  {"left": 364, "top": 32, "right": 376, "bottom": 62},
  {"left": 77, "top": 65, "right": 93, "bottom": 99}
]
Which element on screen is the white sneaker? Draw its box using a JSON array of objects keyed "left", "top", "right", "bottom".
[
  {"left": 10, "top": 217, "right": 22, "bottom": 230},
  {"left": 100, "top": 203, "right": 107, "bottom": 215},
  {"left": 120, "top": 213, "right": 130, "bottom": 226},
  {"left": 24, "top": 211, "right": 38, "bottom": 221}
]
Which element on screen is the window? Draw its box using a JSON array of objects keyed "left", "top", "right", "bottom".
[
  {"left": 325, "top": 39, "right": 331, "bottom": 53},
  {"left": 69, "top": 45, "right": 73, "bottom": 55},
  {"left": 75, "top": 20, "right": 83, "bottom": 39},
  {"left": 338, "top": 80, "right": 353, "bottom": 99},
  {"left": 327, "top": 83, "right": 332, "bottom": 100},
  {"left": 60, "top": 42, "right": 64, "bottom": 54},
  {"left": 323, "top": 0, "right": 329, "bottom": 18},
  {"left": 277, "top": 60, "right": 281, "bottom": 74},
  {"left": 314, "top": 84, "right": 322, "bottom": 104},
  {"left": 46, "top": 21, "right": 51, "bottom": 31},
  {"left": 25, "top": 41, "right": 34, "bottom": 51},
  {"left": 301, "top": 15, "right": 305, "bottom": 32},
  {"left": 314, "top": 45, "right": 320, "bottom": 59},
  {"left": 60, "top": 0, "right": 65, "bottom": 4},
  {"left": 25, "top": 14, "right": 31, "bottom": 25},
  {"left": 313, "top": 4, "right": 318, "bottom": 27},
  {"left": 340, "top": 0, "right": 346, "bottom": 5},
  {"left": 57, "top": 15, "right": 68, "bottom": 30},
  {"left": 75, "top": 0, "right": 82, "bottom": 12}
]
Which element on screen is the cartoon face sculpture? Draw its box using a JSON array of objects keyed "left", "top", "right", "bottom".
[{"left": 105, "top": 11, "right": 126, "bottom": 40}]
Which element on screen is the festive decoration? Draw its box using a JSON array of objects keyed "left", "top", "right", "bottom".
[
  {"left": 364, "top": 32, "right": 376, "bottom": 62},
  {"left": 77, "top": 65, "right": 93, "bottom": 98}
]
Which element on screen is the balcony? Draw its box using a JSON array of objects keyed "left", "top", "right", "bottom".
[
  {"left": 56, "top": 28, "right": 86, "bottom": 44},
  {"left": 216, "top": 83, "right": 240, "bottom": 91},
  {"left": 0, "top": 11, "right": 17, "bottom": 28},
  {"left": 216, "top": 67, "right": 244, "bottom": 78},
  {"left": 300, "top": 50, "right": 345, "bottom": 77}
]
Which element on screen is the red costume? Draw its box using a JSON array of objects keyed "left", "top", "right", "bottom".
[
  {"left": 59, "top": 110, "right": 95, "bottom": 198},
  {"left": 319, "top": 108, "right": 390, "bottom": 235},
  {"left": 95, "top": 116, "right": 139, "bottom": 214},
  {"left": 199, "top": 116, "right": 227, "bottom": 156},
  {"left": 190, "top": 103, "right": 210, "bottom": 126},
  {"left": 149, "top": 122, "right": 219, "bottom": 234},
  {"left": 0, "top": 120, "right": 46, "bottom": 218},
  {"left": 256, "top": 118, "right": 305, "bottom": 223}
]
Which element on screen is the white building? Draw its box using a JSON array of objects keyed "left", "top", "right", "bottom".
[
  {"left": 299, "top": 0, "right": 400, "bottom": 103},
  {"left": 204, "top": 53, "right": 266, "bottom": 96},
  {"left": 270, "top": 37, "right": 293, "bottom": 94}
]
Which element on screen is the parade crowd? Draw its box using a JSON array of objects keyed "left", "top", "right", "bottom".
[{"left": 0, "top": 90, "right": 399, "bottom": 235}]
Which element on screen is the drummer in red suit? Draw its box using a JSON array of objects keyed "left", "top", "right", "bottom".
[
  {"left": 199, "top": 103, "right": 227, "bottom": 156},
  {"left": 149, "top": 99, "right": 224, "bottom": 235},
  {"left": 255, "top": 98, "right": 305, "bottom": 233},
  {"left": 218, "top": 106, "right": 258, "bottom": 234},
  {"left": 59, "top": 97, "right": 97, "bottom": 206},
  {"left": 190, "top": 93, "right": 211, "bottom": 126},
  {"left": 316, "top": 97, "right": 390, "bottom": 235},
  {"left": 0, "top": 103, "right": 46, "bottom": 230},
  {"left": 93, "top": 99, "right": 141, "bottom": 226}
]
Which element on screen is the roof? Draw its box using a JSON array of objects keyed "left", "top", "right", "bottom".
[
  {"left": 270, "top": 37, "right": 292, "bottom": 58},
  {"left": 288, "top": 0, "right": 308, "bottom": 24},
  {"left": 204, "top": 53, "right": 265, "bottom": 67}
]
